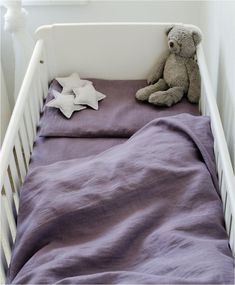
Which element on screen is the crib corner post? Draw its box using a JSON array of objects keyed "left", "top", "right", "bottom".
[{"left": 3, "top": 0, "right": 34, "bottom": 101}]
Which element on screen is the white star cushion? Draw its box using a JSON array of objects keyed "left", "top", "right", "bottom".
[
  {"left": 73, "top": 84, "right": 106, "bottom": 110},
  {"left": 56, "top": 73, "right": 91, "bottom": 94},
  {"left": 46, "top": 91, "right": 86, "bottom": 118}
]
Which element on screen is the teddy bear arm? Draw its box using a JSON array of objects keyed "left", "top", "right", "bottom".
[
  {"left": 147, "top": 50, "right": 169, "bottom": 84},
  {"left": 186, "top": 60, "right": 201, "bottom": 104}
]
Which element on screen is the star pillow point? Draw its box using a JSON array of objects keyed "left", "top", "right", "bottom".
[
  {"left": 96, "top": 91, "right": 106, "bottom": 101},
  {"left": 56, "top": 73, "right": 91, "bottom": 94},
  {"left": 46, "top": 90, "right": 86, "bottom": 118}
]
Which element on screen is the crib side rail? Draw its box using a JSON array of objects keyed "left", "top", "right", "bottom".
[
  {"left": 197, "top": 45, "right": 235, "bottom": 257},
  {"left": 0, "top": 39, "right": 48, "bottom": 282}
]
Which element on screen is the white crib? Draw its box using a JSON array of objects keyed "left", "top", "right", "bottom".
[{"left": 0, "top": 23, "right": 234, "bottom": 283}]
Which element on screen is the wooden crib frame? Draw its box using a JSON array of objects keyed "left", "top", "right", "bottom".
[{"left": 0, "top": 23, "right": 234, "bottom": 283}]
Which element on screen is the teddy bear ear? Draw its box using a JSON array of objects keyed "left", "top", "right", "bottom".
[
  {"left": 165, "top": 25, "right": 174, "bottom": 36},
  {"left": 192, "top": 30, "right": 202, "bottom": 46}
]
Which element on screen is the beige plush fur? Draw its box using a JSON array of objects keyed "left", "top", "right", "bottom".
[{"left": 136, "top": 25, "right": 202, "bottom": 107}]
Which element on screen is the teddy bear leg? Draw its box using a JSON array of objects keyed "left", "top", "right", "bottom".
[
  {"left": 135, "top": 79, "right": 168, "bottom": 101},
  {"left": 148, "top": 87, "right": 184, "bottom": 107},
  {"left": 187, "top": 84, "right": 200, "bottom": 104}
]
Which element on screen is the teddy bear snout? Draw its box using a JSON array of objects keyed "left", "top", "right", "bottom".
[{"left": 168, "top": 39, "right": 180, "bottom": 54}]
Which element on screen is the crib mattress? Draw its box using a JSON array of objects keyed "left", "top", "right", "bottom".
[
  {"left": 39, "top": 79, "right": 200, "bottom": 138},
  {"left": 8, "top": 114, "right": 234, "bottom": 284}
]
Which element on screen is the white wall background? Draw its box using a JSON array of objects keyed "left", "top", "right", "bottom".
[{"left": 1, "top": 0, "right": 234, "bottom": 166}]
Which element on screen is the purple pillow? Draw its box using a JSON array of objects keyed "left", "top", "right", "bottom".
[{"left": 39, "top": 79, "right": 200, "bottom": 138}]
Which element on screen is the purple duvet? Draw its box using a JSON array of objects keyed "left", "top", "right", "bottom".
[
  {"left": 29, "top": 137, "right": 126, "bottom": 170},
  {"left": 8, "top": 114, "right": 234, "bottom": 284}
]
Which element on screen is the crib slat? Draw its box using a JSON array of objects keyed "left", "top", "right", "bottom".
[
  {"left": 40, "top": 55, "right": 49, "bottom": 99},
  {"left": 8, "top": 158, "right": 20, "bottom": 212},
  {"left": 23, "top": 109, "right": 34, "bottom": 152},
  {"left": 225, "top": 195, "right": 232, "bottom": 235},
  {"left": 203, "top": 94, "right": 208, "bottom": 116},
  {"left": 198, "top": 98, "right": 202, "bottom": 114},
  {"left": 204, "top": 91, "right": 208, "bottom": 115},
  {"left": 220, "top": 176, "right": 227, "bottom": 214},
  {"left": 0, "top": 245, "right": 7, "bottom": 284},
  {"left": 32, "top": 79, "right": 41, "bottom": 125},
  {"left": 222, "top": 104, "right": 234, "bottom": 167},
  {"left": 3, "top": 175, "right": 17, "bottom": 226},
  {"left": 229, "top": 220, "right": 235, "bottom": 257},
  {"left": 1, "top": 195, "right": 14, "bottom": 265},
  {"left": 35, "top": 69, "right": 44, "bottom": 119},
  {"left": 221, "top": 90, "right": 231, "bottom": 140},
  {"left": 213, "top": 140, "right": 219, "bottom": 167},
  {"left": 9, "top": 154, "right": 21, "bottom": 192},
  {"left": 35, "top": 69, "right": 44, "bottom": 111},
  {"left": 199, "top": 87, "right": 204, "bottom": 114},
  {"left": 19, "top": 121, "right": 31, "bottom": 167},
  {"left": 28, "top": 92, "right": 37, "bottom": 138},
  {"left": 200, "top": 84, "right": 206, "bottom": 115},
  {"left": 9, "top": 153, "right": 22, "bottom": 194},
  {"left": 30, "top": 69, "right": 43, "bottom": 130},
  {"left": 202, "top": 94, "right": 205, "bottom": 115},
  {"left": 14, "top": 135, "right": 27, "bottom": 181},
  {"left": 217, "top": 156, "right": 223, "bottom": 196}
]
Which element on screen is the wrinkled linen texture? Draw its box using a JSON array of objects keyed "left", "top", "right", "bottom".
[
  {"left": 29, "top": 137, "right": 127, "bottom": 170},
  {"left": 7, "top": 114, "right": 234, "bottom": 284}
]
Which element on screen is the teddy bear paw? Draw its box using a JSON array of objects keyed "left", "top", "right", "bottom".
[
  {"left": 187, "top": 92, "right": 200, "bottom": 104},
  {"left": 135, "top": 88, "right": 150, "bottom": 101},
  {"left": 148, "top": 92, "right": 174, "bottom": 107}
]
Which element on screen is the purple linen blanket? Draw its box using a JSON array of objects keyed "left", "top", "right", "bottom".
[
  {"left": 8, "top": 114, "right": 234, "bottom": 284},
  {"left": 29, "top": 137, "right": 126, "bottom": 170}
]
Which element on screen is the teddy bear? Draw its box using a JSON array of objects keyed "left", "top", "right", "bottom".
[{"left": 136, "top": 25, "right": 202, "bottom": 107}]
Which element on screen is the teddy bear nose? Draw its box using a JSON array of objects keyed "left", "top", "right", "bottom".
[{"left": 169, "top": 41, "right": 174, "bottom": 48}]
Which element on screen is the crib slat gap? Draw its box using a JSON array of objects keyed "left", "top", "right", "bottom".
[
  {"left": 7, "top": 166, "right": 20, "bottom": 212},
  {"left": 23, "top": 109, "right": 34, "bottom": 152},
  {"left": 19, "top": 121, "right": 31, "bottom": 168},
  {"left": 10, "top": 151, "right": 22, "bottom": 191},
  {"left": 14, "top": 135, "right": 27, "bottom": 181}
]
